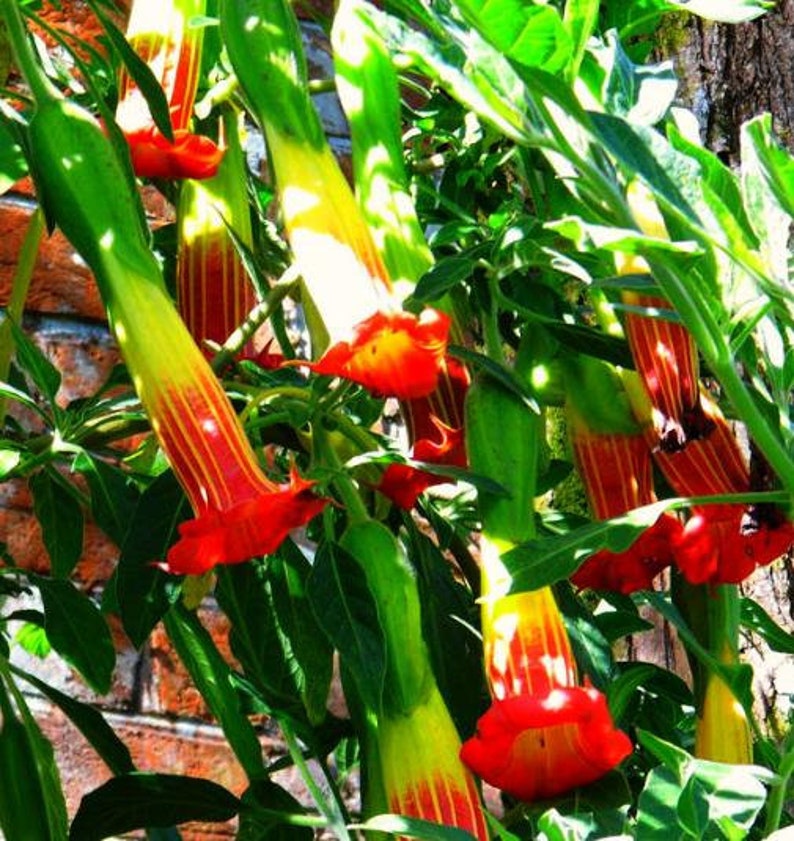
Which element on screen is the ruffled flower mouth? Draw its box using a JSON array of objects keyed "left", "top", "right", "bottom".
[
  {"left": 124, "top": 126, "right": 224, "bottom": 180},
  {"left": 307, "top": 308, "right": 450, "bottom": 400},
  {"left": 163, "top": 471, "right": 328, "bottom": 575},
  {"left": 460, "top": 687, "right": 633, "bottom": 802}
]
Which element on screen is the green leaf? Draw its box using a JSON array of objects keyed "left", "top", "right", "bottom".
[
  {"left": 0, "top": 677, "right": 69, "bottom": 841},
  {"left": 215, "top": 560, "right": 303, "bottom": 715},
  {"left": 68, "top": 773, "right": 240, "bottom": 841},
  {"left": 413, "top": 256, "right": 474, "bottom": 302},
  {"left": 0, "top": 115, "right": 28, "bottom": 195},
  {"left": 163, "top": 602, "right": 265, "bottom": 780},
  {"left": 562, "top": 0, "right": 599, "bottom": 81},
  {"left": 635, "top": 764, "right": 686, "bottom": 840},
  {"left": 307, "top": 541, "right": 387, "bottom": 713},
  {"left": 11, "top": 665, "right": 134, "bottom": 776},
  {"left": 451, "top": 0, "right": 572, "bottom": 74},
  {"left": 353, "top": 814, "right": 476, "bottom": 840},
  {"left": 29, "top": 470, "right": 84, "bottom": 578},
  {"left": 607, "top": 664, "right": 657, "bottom": 725},
  {"left": 73, "top": 452, "right": 140, "bottom": 548},
  {"left": 34, "top": 576, "right": 115, "bottom": 695},
  {"left": 14, "top": 621, "right": 51, "bottom": 658},
  {"left": 740, "top": 597, "right": 794, "bottom": 653},
  {"left": 449, "top": 344, "right": 539, "bottom": 412},
  {"left": 10, "top": 320, "right": 61, "bottom": 409},
  {"left": 115, "top": 471, "right": 186, "bottom": 648},
  {"left": 85, "top": 0, "right": 174, "bottom": 141}
]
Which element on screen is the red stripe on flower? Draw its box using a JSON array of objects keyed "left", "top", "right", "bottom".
[
  {"left": 403, "top": 356, "right": 470, "bottom": 444},
  {"left": 569, "top": 420, "right": 676, "bottom": 592},
  {"left": 124, "top": 127, "right": 223, "bottom": 180},
  {"left": 308, "top": 308, "right": 450, "bottom": 399},
  {"left": 379, "top": 417, "right": 465, "bottom": 510},
  {"left": 460, "top": 687, "right": 633, "bottom": 802}
]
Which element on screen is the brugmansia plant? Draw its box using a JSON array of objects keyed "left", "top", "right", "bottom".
[{"left": 0, "top": 0, "right": 792, "bottom": 838}]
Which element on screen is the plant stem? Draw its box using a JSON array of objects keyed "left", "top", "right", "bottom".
[
  {"left": 0, "top": 0, "right": 59, "bottom": 103},
  {"left": 280, "top": 718, "right": 352, "bottom": 840},
  {"left": 764, "top": 728, "right": 794, "bottom": 835}
]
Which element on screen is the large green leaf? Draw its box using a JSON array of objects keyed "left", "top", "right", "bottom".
[
  {"left": 164, "top": 602, "right": 265, "bottom": 780},
  {"left": 11, "top": 665, "right": 134, "bottom": 776},
  {"left": 666, "top": 0, "right": 771, "bottom": 22},
  {"left": 115, "top": 471, "right": 186, "bottom": 648},
  {"left": 10, "top": 320, "right": 62, "bottom": 412},
  {"left": 0, "top": 676, "right": 69, "bottom": 841},
  {"left": 307, "top": 541, "right": 387, "bottom": 713},
  {"left": 68, "top": 773, "right": 240, "bottom": 841},
  {"left": 740, "top": 597, "right": 794, "bottom": 654},
  {"left": 34, "top": 576, "right": 115, "bottom": 695},
  {"left": 73, "top": 452, "right": 140, "bottom": 548},
  {"left": 0, "top": 115, "right": 27, "bottom": 195},
  {"left": 238, "top": 779, "right": 315, "bottom": 840},
  {"left": 451, "top": 0, "right": 572, "bottom": 73},
  {"left": 29, "top": 469, "right": 84, "bottom": 578}
]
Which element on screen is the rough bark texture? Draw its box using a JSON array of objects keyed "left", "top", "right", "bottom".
[{"left": 659, "top": 0, "right": 794, "bottom": 163}]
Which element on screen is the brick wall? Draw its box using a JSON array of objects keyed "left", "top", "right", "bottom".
[{"left": 0, "top": 3, "right": 345, "bottom": 838}]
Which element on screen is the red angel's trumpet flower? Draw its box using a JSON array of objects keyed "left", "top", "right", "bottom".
[
  {"left": 176, "top": 114, "right": 258, "bottom": 353},
  {"left": 120, "top": 282, "right": 328, "bottom": 576},
  {"left": 116, "top": 0, "right": 222, "bottom": 179},
  {"left": 462, "top": 576, "right": 632, "bottom": 801},
  {"left": 653, "top": 394, "right": 794, "bottom": 584},
  {"left": 378, "top": 685, "right": 490, "bottom": 841},
  {"left": 569, "top": 419, "right": 678, "bottom": 593},
  {"left": 378, "top": 417, "right": 465, "bottom": 510}
]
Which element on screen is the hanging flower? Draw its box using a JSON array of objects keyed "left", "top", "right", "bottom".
[
  {"left": 117, "top": 276, "right": 327, "bottom": 576},
  {"left": 116, "top": 0, "right": 223, "bottom": 179},
  {"left": 461, "top": 575, "right": 632, "bottom": 801},
  {"left": 307, "top": 308, "right": 450, "bottom": 400},
  {"left": 378, "top": 417, "right": 464, "bottom": 510},
  {"left": 378, "top": 685, "right": 489, "bottom": 841},
  {"left": 176, "top": 113, "right": 258, "bottom": 352},
  {"left": 567, "top": 399, "right": 678, "bottom": 593},
  {"left": 652, "top": 395, "right": 794, "bottom": 584}
]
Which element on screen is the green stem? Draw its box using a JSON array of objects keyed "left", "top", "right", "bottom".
[
  {"left": 280, "top": 718, "right": 351, "bottom": 840},
  {"left": 0, "top": 0, "right": 59, "bottom": 103},
  {"left": 764, "top": 728, "right": 794, "bottom": 835},
  {"left": 0, "top": 206, "right": 43, "bottom": 426}
]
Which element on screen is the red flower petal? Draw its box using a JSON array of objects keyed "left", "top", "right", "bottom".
[
  {"left": 164, "top": 471, "right": 327, "bottom": 575},
  {"left": 379, "top": 418, "right": 465, "bottom": 510},
  {"left": 673, "top": 505, "right": 794, "bottom": 585},
  {"left": 572, "top": 513, "right": 680, "bottom": 593},
  {"left": 125, "top": 127, "right": 224, "bottom": 180},
  {"left": 308, "top": 309, "right": 450, "bottom": 399},
  {"left": 460, "top": 688, "right": 632, "bottom": 802},
  {"left": 403, "top": 356, "right": 470, "bottom": 444}
]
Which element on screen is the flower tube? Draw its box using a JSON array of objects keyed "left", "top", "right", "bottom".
[
  {"left": 378, "top": 685, "right": 490, "bottom": 840},
  {"left": 221, "top": 0, "right": 449, "bottom": 400},
  {"left": 176, "top": 113, "right": 258, "bottom": 353},
  {"left": 116, "top": 0, "right": 223, "bottom": 179}
]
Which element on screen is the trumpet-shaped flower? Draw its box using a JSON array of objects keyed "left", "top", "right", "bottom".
[
  {"left": 176, "top": 114, "right": 258, "bottom": 352},
  {"left": 462, "top": 573, "right": 632, "bottom": 801},
  {"left": 567, "top": 399, "right": 677, "bottom": 593},
  {"left": 460, "top": 686, "right": 633, "bottom": 802},
  {"left": 378, "top": 685, "right": 489, "bottom": 841},
  {"left": 118, "top": 276, "right": 326, "bottom": 576},
  {"left": 116, "top": 0, "right": 222, "bottom": 179}
]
